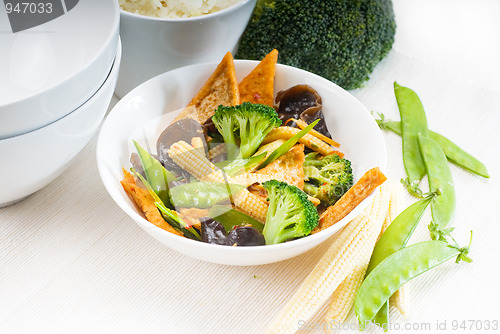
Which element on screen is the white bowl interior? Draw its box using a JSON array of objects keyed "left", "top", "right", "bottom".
[
  {"left": 0, "top": 39, "right": 122, "bottom": 207},
  {"left": 97, "top": 60, "right": 386, "bottom": 266}
]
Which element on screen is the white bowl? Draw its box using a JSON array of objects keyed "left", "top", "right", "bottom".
[
  {"left": 97, "top": 60, "right": 386, "bottom": 266},
  {"left": 115, "top": 0, "right": 256, "bottom": 98},
  {"left": 0, "top": 39, "right": 122, "bottom": 208},
  {"left": 0, "top": 0, "right": 119, "bottom": 139}
]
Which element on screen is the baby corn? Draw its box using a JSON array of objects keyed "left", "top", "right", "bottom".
[
  {"left": 191, "top": 137, "right": 205, "bottom": 157},
  {"left": 168, "top": 140, "right": 268, "bottom": 222},
  {"left": 208, "top": 143, "right": 226, "bottom": 160},
  {"left": 264, "top": 182, "right": 390, "bottom": 334},
  {"left": 391, "top": 284, "right": 409, "bottom": 317},
  {"left": 262, "top": 126, "right": 342, "bottom": 157},
  {"left": 323, "top": 182, "right": 391, "bottom": 325},
  {"left": 384, "top": 181, "right": 408, "bottom": 317},
  {"left": 379, "top": 180, "right": 405, "bottom": 239}
]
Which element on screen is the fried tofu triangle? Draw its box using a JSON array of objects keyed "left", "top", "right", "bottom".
[
  {"left": 313, "top": 167, "right": 387, "bottom": 233},
  {"left": 173, "top": 52, "right": 240, "bottom": 124},
  {"left": 120, "top": 169, "right": 184, "bottom": 237},
  {"left": 239, "top": 49, "right": 278, "bottom": 107}
]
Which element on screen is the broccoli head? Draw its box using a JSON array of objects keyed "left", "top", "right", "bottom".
[
  {"left": 236, "top": 0, "right": 396, "bottom": 90},
  {"left": 303, "top": 152, "right": 353, "bottom": 207},
  {"left": 262, "top": 179, "right": 319, "bottom": 245},
  {"left": 212, "top": 102, "right": 281, "bottom": 160}
]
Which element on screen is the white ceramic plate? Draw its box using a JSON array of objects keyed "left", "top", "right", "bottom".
[
  {"left": 0, "top": 39, "right": 121, "bottom": 207},
  {"left": 0, "top": 0, "right": 119, "bottom": 138},
  {"left": 96, "top": 60, "right": 386, "bottom": 266}
]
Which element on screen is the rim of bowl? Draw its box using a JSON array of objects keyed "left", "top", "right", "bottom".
[
  {"left": 0, "top": 38, "right": 122, "bottom": 143},
  {"left": 0, "top": 0, "right": 120, "bottom": 109},
  {"left": 97, "top": 59, "right": 387, "bottom": 257},
  {"left": 119, "top": 0, "right": 255, "bottom": 22}
]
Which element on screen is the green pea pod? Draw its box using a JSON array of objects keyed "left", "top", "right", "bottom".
[
  {"left": 418, "top": 133, "right": 456, "bottom": 227},
  {"left": 133, "top": 140, "right": 176, "bottom": 207},
  {"left": 429, "top": 132, "right": 489, "bottom": 178},
  {"left": 259, "top": 119, "right": 319, "bottom": 168},
  {"left": 367, "top": 194, "right": 435, "bottom": 274},
  {"left": 365, "top": 194, "right": 435, "bottom": 329},
  {"left": 371, "top": 304, "right": 389, "bottom": 331},
  {"left": 169, "top": 182, "right": 246, "bottom": 209},
  {"left": 376, "top": 117, "right": 489, "bottom": 178},
  {"left": 208, "top": 205, "right": 265, "bottom": 232},
  {"left": 355, "top": 240, "right": 460, "bottom": 329},
  {"left": 134, "top": 170, "right": 201, "bottom": 240},
  {"left": 394, "top": 82, "right": 430, "bottom": 193},
  {"left": 155, "top": 201, "right": 201, "bottom": 240}
]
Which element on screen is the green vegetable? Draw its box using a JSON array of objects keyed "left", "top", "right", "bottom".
[
  {"left": 253, "top": 139, "right": 286, "bottom": 157},
  {"left": 371, "top": 307, "right": 389, "bottom": 332},
  {"left": 259, "top": 119, "right": 319, "bottom": 168},
  {"left": 374, "top": 114, "right": 489, "bottom": 178},
  {"left": 428, "top": 223, "right": 473, "bottom": 264},
  {"left": 208, "top": 205, "right": 265, "bottom": 233},
  {"left": 211, "top": 102, "right": 281, "bottom": 160},
  {"left": 236, "top": 0, "right": 396, "bottom": 90},
  {"left": 169, "top": 182, "right": 246, "bottom": 209},
  {"left": 221, "top": 153, "right": 266, "bottom": 176},
  {"left": 302, "top": 152, "right": 353, "bottom": 206},
  {"left": 394, "top": 82, "right": 430, "bottom": 197},
  {"left": 133, "top": 170, "right": 201, "bottom": 240},
  {"left": 355, "top": 240, "right": 470, "bottom": 329},
  {"left": 155, "top": 201, "right": 201, "bottom": 240},
  {"left": 261, "top": 180, "right": 319, "bottom": 245},
  {"left": 365, "top": 193, "right": 435, "bottom": 328},
  {"left": 418, "top": 133, "right": 456, "bottom": 228},
  {"left": 367, "top": 193, "right": 436, "bottom": 274},
  {"left": 133, "top": 140, "right": 176, "bottom": 207}
]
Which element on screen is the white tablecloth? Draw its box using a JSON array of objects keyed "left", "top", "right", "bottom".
[
  {"left": 2, "top": 2, "right": 500, "bottom": 333},
  {"left": 2, "top": 49, "right": 499, "bottom": 334}
]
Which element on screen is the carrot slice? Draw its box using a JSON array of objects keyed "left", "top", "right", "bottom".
[
  {"left": 121, "top": 168, "right": 184, "bottom": 237},
  {"left": 313, "top": 167, "right": 387, "bottom": 233}
]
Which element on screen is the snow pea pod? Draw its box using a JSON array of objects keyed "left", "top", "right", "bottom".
[
  {"left": 418, "top": 133, "right": 456, "bottom": 227},
  {"left": 355, "top": 240, "right": 460, "bottom": 329},
  {"left": 376, "top": 118, "right": 489, "bottom": 178},
  {"left": 429, "top": 132, "right": 489, "bottom": 178},
  {"left": 365, "top": 194, "right": 435, "bottom": 328},
  {"left": 394, "top": 82, "right": 429, "bottom": 195},
  {"left": 134, "top": 170, "right": 201, "bottom": 240},
  {"left": 367, "top": 194, "right": 435, "bottom": 273},
  {"left": 169, "top": 182, "right": 245, "bottom": 209},
  {"left": 134, "top": 140, "right": 176, "bottom": 208},
  {"left": 366, "top": 194, "right": 435, "bottom": 328}
]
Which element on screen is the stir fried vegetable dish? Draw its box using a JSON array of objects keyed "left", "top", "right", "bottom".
[{"left": 121, "top": 50, "right": 383, "bottom": 246}]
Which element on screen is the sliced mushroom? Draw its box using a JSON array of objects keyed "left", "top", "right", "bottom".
[
  {"left": 156, "top": 118, "right": 206, "bottom": 161},
  {"left": 275, "top": 84, "right": 332, "bottom": 139},
  {"left": 156, "top": 118, "right": 207, "bottom": 181}
]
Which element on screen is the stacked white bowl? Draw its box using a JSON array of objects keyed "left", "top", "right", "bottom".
[{"left": 0, "top": 0, "right": 121, "bottom": 207}]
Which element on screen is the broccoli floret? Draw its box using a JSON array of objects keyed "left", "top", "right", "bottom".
[
  {"left": 262, "top": 179, "right": 319, "bottom": 245},
  {"left": 303, "top": 152, "right": 354, "bottom": 206},
  {"left": 212, "top": 102, "right": 281, "bottom": 160},
  {"left": 236, "top": 0, "right": 396, "bottom": 90}
]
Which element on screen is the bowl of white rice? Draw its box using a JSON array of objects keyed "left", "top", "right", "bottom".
[{"left": 116, "top": 0, "right": 257, "bottom": 97}]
